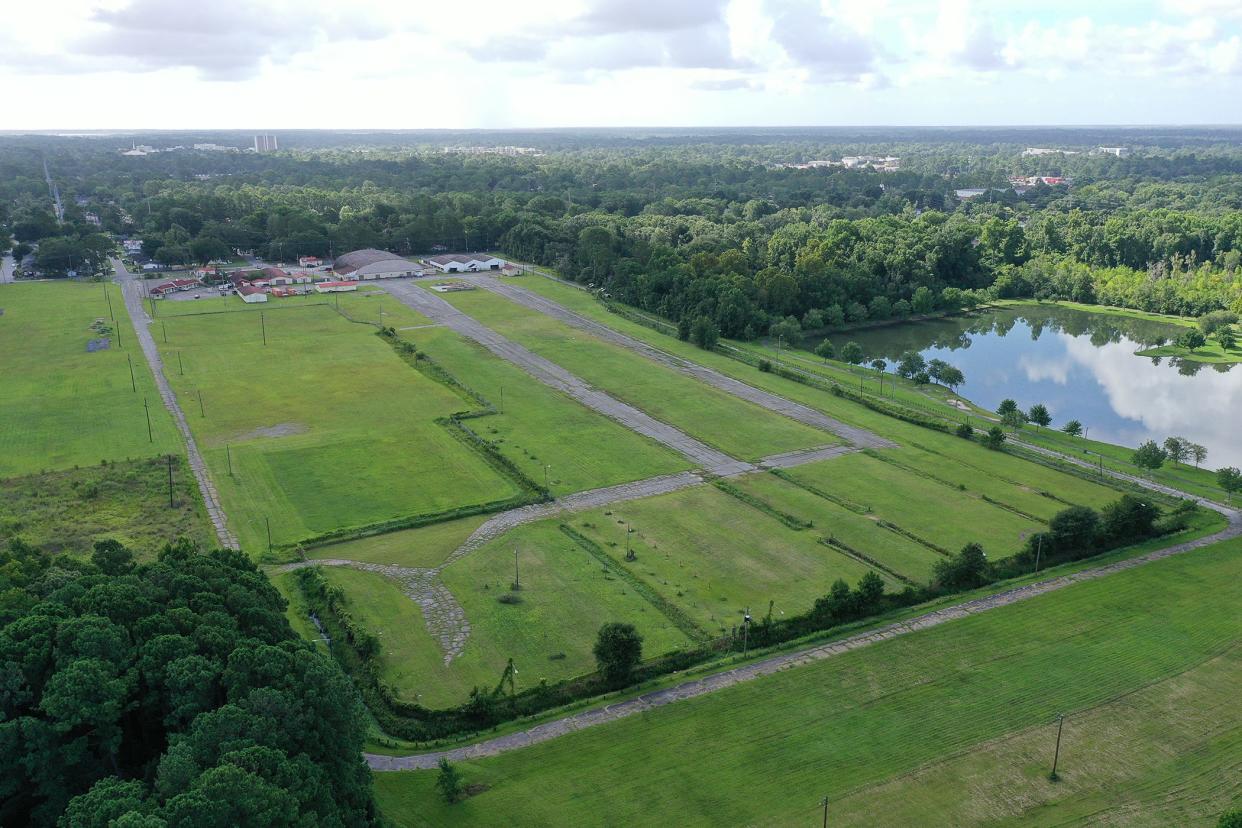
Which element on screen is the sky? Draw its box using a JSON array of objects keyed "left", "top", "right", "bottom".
[{"left": 4, "top": 0, "right": 1242, "bottom": 129}]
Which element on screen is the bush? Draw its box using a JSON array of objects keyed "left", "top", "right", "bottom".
[
  {"left": 932, "top": 542, "right": 993, "bottom": 591},
  {"left": 984, "top": 426, "right": 1006, "bottom": 449},
  {"left": 955, "top": 423, "right": 974, "bottom": 439},
  {"left": 436, "top": 758, "right": 463, "bottom": 804}
]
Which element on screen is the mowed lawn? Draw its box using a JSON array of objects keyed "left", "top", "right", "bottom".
[
  {"left": 373, "top": 536, "right": 1242, "bottom": 827},
  {"left": 728, "top": 471, "right": 946, "bottom": 582},
  {"left": 435, "top": 286, "right": 832, "bottom": 462},
  {"left": 564, "top": 483, "right": 885, "bottom": 635},
  {"left": 155, "top": 301, "right": 518, "bottom": 553},
  {"left": 783, "top": 452, "right": 1045, "bottom": 556},
  {"left": 0, "top": 281, "right": 181, "bottom": 477},
  {"left": 304, "top": 521, "right": 695, "bottom": 709},
  {"left": 406, "top": 321, "right": 692, "bottom": 496}
]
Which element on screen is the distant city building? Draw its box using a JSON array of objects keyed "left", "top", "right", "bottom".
[
  {"left": 442, "top": 146, "right": 543, "bottom": 157},
  {"left": 1009, "top": 175, "right": 1069, "bottom": 187},
  {"left": 779, "top": 155, "right": 900, "bottom": 172},
  {"left": 1096, "top": 146, "right": 1130, "bottom": 157},
  {"left": 193, "top": 143, "right": 239, "bottom": 152},
  {"left": 1021, "top": 147, "right": 1080, "bottom": 157},
  {"left": 253, "top": 134, "right": 279, "bottom": 152}
]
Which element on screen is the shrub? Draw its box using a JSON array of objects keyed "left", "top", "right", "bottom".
[
  {"left": 932, "top": 542, "right": 993, "bottom": 591},
  {"left": 593, "top": 622, "right": 643, "bottom": 685},
  {"left": 955, "top": 423, "right": 974, "bottom": 439},
  {"left": 984, "top": 426, "right": 1006, "bottom": 449},
  {"left": 436, "top": 758, "right": 463, "bottom": 804}
]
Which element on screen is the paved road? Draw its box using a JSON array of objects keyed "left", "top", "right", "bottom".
[
  {"left": 467, "top": 273, "right": 895, "bottom": 450},
  {"left": 367, "top": 492, "right": 1240, "bottom": 770},
  {"left": 382, "top": 281, "right": 751, "bottom": 475},
  {"left": 0, "top": 254, "right": 14, "bottom": 284},
  {"left": 111, "top": 258, "right": 238, "bottom": 549}
]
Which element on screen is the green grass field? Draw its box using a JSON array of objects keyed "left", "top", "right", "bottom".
[
  {"left": 372, "top": 535, "right": 1242, "bottom": 826},
  {"left": 435, "top": 286, "right": 833, "bottom": 462},
  {"left": 305, "top": 520, "right": 697, "bottom": 709},
  {"left": 782, "top": 452, "right": 1045, "bottom": 557},
  {"left": 401, "top": 321, "right": 692, "bottom": 496},
  {"left": 153, "top": 300, "right": 519, "bottom": 553},
  {"left": 0, "top": 281, "right": 181, "bottom": 477},
  {"left": 562, "top": 482, "right": 886, "bottom": 635},
  {"left": 0, "top": 456, "right": 214, "bottom": 558}
]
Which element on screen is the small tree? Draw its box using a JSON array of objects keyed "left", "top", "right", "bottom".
[
  {"left": 1027, "top": 403, "right": 1051, "bottom": 428},
  {"left": 840, "top": 341, "right": 864, "bottom": 365},
  {"left": 997, "top": 398, "right": 1018, "bottom": 417},
  {"left": 984, "top": 426, "right": 1006, "bottom": 449},
  {"left": 814, "top": 339, "right": 835, "bottom": 361},
  {"left": 955, "top": 422, "right": 974, "bottom": 439},
  {"left": 436, "top": 758, "right": 463, "bottom": 804},
  {"left": 1218, "top": 467, "right": 1242, "bottom": 502},
  {"left": 1132, "top": 440, "right": 1166, "bottom": 474},
  {"left": 1190, "top": 443, "right": 1208, "bottom": 467},
  {"left": 896, "top": 350, "right": 926, "bottom": 379},
  {"left": 1218, "top": 329, "right": 1237, "bottom": 351},
  {"left": 938, "top": 365, "right": 965, "bottom": 391},
  {"left": 769, "top": 315, "right": 801, "bottom": 345},
  {"left": 932, "top": 542, "right": 992, "bottom": 591},
  {"left": 593, "top": 622, "right": 643, "bottom": 685},
  {"left": 1176, "top": 330, "right": 1207, "bottom": 352},
  {"left": 1163, "top": 436, "right": 1188, "bottom": 465},
  {"left": 1061, "top": 419, "right": 1083, "bottom": 437},
  {"left": 870, "top": 358, "right": 887, "bottom": 374},
  {"left": 690, "top": 315, "right": 720, "bottom": 350},
  {"left": 1001, "top": 408, "right": 1027, "bottom": 430}
]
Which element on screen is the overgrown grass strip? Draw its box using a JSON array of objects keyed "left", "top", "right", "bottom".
[
  {"left": 819, "top": 537, "right": 918, "bottom": 586},
  {"left": 558, "top": 524, "right": 711, "bottom": 642},
  {"left": 769, "top": 468, "right": 868, "bottom": 514},
  {"left": 711, "top": 478, "right": 814, "bottom": 530}
]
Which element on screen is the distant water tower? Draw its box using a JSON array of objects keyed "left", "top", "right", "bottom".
[{"left": 253, "top": 134, "right": 279, "bottom": 152}]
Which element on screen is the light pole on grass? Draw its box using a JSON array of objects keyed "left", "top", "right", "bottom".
[
  {"left": 1049, "top": 713, "right": 1065, "bottom": 781},
  {"left": 820, "top": 796, "right": 829, "bottom": 828},
  {"left": 143, "top": 397, "right": 152, "bottom": 442},
  {"left": 742, "top": 607, "right": 752, "bottom": 657},
  {"left": 127, "top": 354, "right": 137, "bottom": 392}
]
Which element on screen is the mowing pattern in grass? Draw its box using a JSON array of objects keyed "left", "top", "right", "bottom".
[
  {"left": 783, "top": 453, "right": 1045, "bottom": 558},
  {"left": 372, "top": 536, "right": 1242, "bottom": 827},
  {"left": 154, "top": 301, "right": 519, "bottom": 552},
  {"left": 0, "top": 456, "right": 213, "bottom": 558},
  {"left": 0, "top": 281, "right": 180, "bottom": 476},
  {"left": 437, "top": 287, "right": 831, "bottom": 462}
]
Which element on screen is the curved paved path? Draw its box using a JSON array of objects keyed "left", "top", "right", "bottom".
[
  {"left": 368, "top": 492, "right": 1240, "bottom": 770},
  {"left": 112, "top": 258, "right": 238, "bottom": 549}
]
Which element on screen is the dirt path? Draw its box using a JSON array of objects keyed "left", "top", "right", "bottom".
[
  {"left": 112, "top": 258, "right": 238, "bottom": 549},
  {"left": 367, "top": 493, "right": 1240, "bottom": 770},
  {"left": 467, "top": 273, "right": 894, "bottom": 449}
]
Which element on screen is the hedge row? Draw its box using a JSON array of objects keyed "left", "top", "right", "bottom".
[{"left": 711, "top": 478, "right": 814, "bottom": 530}]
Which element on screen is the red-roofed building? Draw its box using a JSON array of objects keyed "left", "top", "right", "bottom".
[
  {"left": 313, "top": 281, "right": 359, "bottom": 293},
  {"left": 150, "top": 278, "right": 202, "bottom": 297}
]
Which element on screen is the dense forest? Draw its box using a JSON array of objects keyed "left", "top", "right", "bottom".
[
  {"left": 3, "top": 127, "right": 1242, "bottom": 337},
  {"left": 0, "top": 538, "right": 376, "bottom": 826}
]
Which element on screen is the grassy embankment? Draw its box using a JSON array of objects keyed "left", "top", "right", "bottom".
[{"left": 373, "top": 535, "right": 1242, "bottom": 826}]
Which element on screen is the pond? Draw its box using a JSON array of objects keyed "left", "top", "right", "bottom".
[{"left": 819, "top": 304, "right": 1242, "bottom": 467}]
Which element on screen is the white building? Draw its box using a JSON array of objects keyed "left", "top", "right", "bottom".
[
  {"left": 239, "top": 286, "right": 268, "bottom": 303},
  {"left": 427, "top": 253, "right": 505, "bottom": 273},
  {"left": 333, "top": 248, "right": 419, "bottom": 280},
  {"left": 314, "top": 281, "right": 359, "bottom": 293},
  {"left": 1097, "top": 147, "right": 1130, "bottom": 157}
]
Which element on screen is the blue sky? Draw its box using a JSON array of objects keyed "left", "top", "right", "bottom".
[{"left": 3, "top": 0, "right": 1241, "bottom": 128}]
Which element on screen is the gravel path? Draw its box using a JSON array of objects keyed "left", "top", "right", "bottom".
[
  {"left": 0, "top": 254, "right": 14, "bottom": 283},
  {"left": 467, "top": 273, "right": 895, "bottom": 450},
  {"left": 112, "top": 258, "right": 238, "bottom": 549},
  {"left": 367, "top": 492, "right": 1240, "bottom": 770},
  {"left": 382, "top": 281, "right": 750, "bottom": 475}
]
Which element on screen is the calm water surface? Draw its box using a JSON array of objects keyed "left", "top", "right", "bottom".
[{"left": 822, "top": 305, "right": 1242, "bottom": 467}]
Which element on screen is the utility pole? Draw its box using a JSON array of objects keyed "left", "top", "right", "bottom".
[
  {"left": 127, "top": 354, "right": 137, "bottom": 392},
  {"left": 177, "top": 350, "right": 184, "bottom": 375},
  {"left": 266, "top": 516, "right": 272, "bottom": 556},
  {"left": 167, "top": 455, "right": 174, "bottom": 508},
  {"left": 1034, "top": 533, "right": 1044, "bottom": 573},
  {"left": 512, "top": 547, "right": 520, "bottom": 590},
  {"left": 499, "top": 386, "right": 504, "bottom": 413},
  {"left": 226, "top": 444, "right": 233, "bottom": 476},
  {"left": 105, "top": 282, "right": 114, "bottom": 320},
  {"left": 821, "top": 796, "right": 829, "bottom": 828},
  {"left": 161, "top": 321, "right": 167, "bottom": 342},
  {"left": 143, "top": 397, "right": 152, "bottom": 442},
  {"left": 260, "top": 311, "right": 267, "bottom": 346},
  {"left": 1049, "top": 713, "right": 1065, "bottom": 781},
  {"left": 197, "top": 390, "right": 205, "bottom": 418}
]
